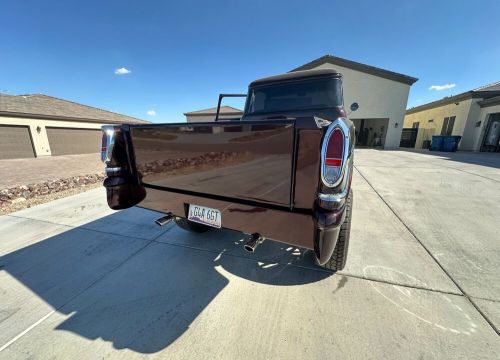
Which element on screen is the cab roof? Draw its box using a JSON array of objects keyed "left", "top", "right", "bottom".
[{"left": 249, "top": 69, "right": 341, "bottom": 87}]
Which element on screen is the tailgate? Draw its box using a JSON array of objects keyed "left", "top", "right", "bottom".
[{"left": 130, "top": 121, "right": 295, "bottom": 207}]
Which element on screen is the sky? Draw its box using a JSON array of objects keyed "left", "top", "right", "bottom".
[{"left": 1, "top": 0, "right": 499, "bottom": 123}]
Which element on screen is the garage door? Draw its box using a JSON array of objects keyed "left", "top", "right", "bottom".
[
  {"left": 0, "top": 125, "right": 35, "bottom": 159},
  {"left": 47, "top": 127, "right": 101, "bottom": 156}
]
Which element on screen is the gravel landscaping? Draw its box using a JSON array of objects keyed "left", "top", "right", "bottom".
[{"left": 0, "top": 174, "right": 104, "bottom": 214}]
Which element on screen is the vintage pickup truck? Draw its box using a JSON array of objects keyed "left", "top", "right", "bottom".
[{"left": 101, "top": 68, "right": 355, "bottom": 271}]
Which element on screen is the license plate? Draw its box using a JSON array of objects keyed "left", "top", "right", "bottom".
[{"left": 188, "top": 204, "right": 222, "bottom": 228}]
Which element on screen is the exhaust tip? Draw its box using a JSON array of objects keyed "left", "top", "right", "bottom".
[
  {"left": 244, "top": 244, "right": 255, "bottom": 253},
  {"left": 155, "top": 213, "right": 173, "bottom": 226},
  {"left": 244, "top": 233, "right": 264, "bottom": 253}
]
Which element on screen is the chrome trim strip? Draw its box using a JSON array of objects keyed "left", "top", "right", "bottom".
[
  {"left": 101, "top": 125, "right": 116, "bottom": 163},
  {"left": 105, "top": 166, "right": 124, "bottom": 176},
  {"left": 313, "top": 116, "right": 332, "bottom": 128},
  {"left": 320, "top": 118, "right": 350, "bottom": 188},
  {"left": 317, "top": 192, "right": 346, "bottom": 203}
]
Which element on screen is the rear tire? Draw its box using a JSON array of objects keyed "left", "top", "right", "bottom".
[
  {"left": 174, "top": 218, "right": 212, "bottom": 233},
  {"left": 322, "top": 190, "right": 353, "bottom": 272}
]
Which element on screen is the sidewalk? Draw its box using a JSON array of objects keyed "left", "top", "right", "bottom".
[{"left": 0, "top": 153, "right": 103, "bottom": 189}]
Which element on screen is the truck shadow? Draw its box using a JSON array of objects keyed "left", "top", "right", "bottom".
[
  {"left": 401, "top": 149, "right": 500, "bottom": 169},
  {"left": 0, "top": 208, "right": 332, "bottom": 354}
]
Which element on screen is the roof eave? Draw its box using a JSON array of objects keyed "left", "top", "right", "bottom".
[
  {"left": 292, "top": 55, "right": 418, "bottom": 85},
  {"left": 406, "top": 89, "right": 500, "bottom": 114},
  {"left": 405, "top": 92, "right": 473, "bottom": 114},
  {"left": 478, "top": 95, "right": 500, "bottom": 108},
  {"left": 0, "top": 111, "right": 149, "bottom": 124}
]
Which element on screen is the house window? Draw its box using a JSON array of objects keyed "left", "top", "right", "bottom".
[
  {"left": 412, "top": 122, "right": 419, "bottom": 128},
  {"left": 441, "top": 116, "right": 456, "bottom": 135}
]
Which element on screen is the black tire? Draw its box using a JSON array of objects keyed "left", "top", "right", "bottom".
[
  {"left": 322, "top": 190, "right": 353, "bottom": 271},
  {"left": 174, "top": 218, "right": 213, "bottom": 233}
]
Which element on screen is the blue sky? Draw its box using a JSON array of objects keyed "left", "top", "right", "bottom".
[{"left": 1, "top": 0, "right": 499, "bottom": 123}]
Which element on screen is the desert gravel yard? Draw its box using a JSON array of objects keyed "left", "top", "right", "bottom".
[{"left": 0, "top": 149, "right": 499, "bottom": 359}]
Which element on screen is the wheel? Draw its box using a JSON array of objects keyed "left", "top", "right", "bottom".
[
  {"left": 322, "top": 190, "right": 353, "bottom": 271},
  {"left": 174, "top": 217, "right": 212, "bottom": 233}
]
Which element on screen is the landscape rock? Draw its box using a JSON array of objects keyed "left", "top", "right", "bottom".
[{"left": 0, "top": 173, "right": 105, "bottom": 210}]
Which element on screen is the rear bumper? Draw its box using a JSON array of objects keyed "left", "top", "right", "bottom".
[
  {"left": 125, "top": 186, "right": 347, "bottom": 255},
  {"left": 137, "top": 187, "right": 315, "bottom": 249}
]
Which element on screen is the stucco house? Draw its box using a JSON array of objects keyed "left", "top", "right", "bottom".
[
  {"left": 291, "top": 55, "right": 418, "bottom": 149},
  {"left": 403, "top": 81, "right": 500, "bottom": 151},
  {"left": 0, "top": 93, "right": 147, "bottom": 159}
]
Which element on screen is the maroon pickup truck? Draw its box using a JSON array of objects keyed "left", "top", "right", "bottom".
[{"left": 101, "top": 68, "right": 354, "bottom": 271}]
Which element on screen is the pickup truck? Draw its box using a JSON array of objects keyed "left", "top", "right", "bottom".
[{"left": 101, "top": 68, "right": 355, "bottom": 271}]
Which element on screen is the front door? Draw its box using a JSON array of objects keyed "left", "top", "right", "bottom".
[{"left": 481, "top": 113, "right": 500, "bottom": 152}]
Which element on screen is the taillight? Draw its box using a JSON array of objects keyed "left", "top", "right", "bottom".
[
  {"left": 101, "top": 133, "right": 108, "bottom": 161},
  {"left": 101, "top": 125, "right": 120, "bottom": 163},
  {"left": 321, "top": 123, "right": 346, "bottom": 187}
]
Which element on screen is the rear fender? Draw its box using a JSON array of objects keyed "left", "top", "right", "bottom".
[{"left": 313, "top": 203, "right": 347, "bottom": 265}]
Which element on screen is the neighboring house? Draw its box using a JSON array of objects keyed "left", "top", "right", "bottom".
[
  {"left": 0, "top": 93, "right": 147, "bottom": 159},
  {"left": 184, "top": 106, "right": 243, "bottom": 122},
  {"left": 291, "top": 55, "right": 418, "bottom": 149},
  {"left": 403, "top": 81, "right": 500, "bottom": 151}
]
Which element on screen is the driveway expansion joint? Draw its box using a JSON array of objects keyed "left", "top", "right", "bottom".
[
  {"left": 441, "top": 166, "right": 500, "bottom": 184},
  {"left": 355, "top": 164, "right": 500, "bottom": 336},
  {"left": 151, "top": 238, "right": 465, "bottom": 297}
]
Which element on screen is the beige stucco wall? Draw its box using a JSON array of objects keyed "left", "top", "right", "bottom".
[
  {"left": 186, "top": 114, "right": 242, "bottom": 122},
  {"left": 403, "top": 99, "right": 474, "bottom": 150},
  {"left": 0, "top": 115, "right": 104, "bottom": 157},
  {"left": 461, "top": 99, "right": 482, "bottom": 150},
  {"left": 311, "top": 63, "right": 412, "bottom": 149}
]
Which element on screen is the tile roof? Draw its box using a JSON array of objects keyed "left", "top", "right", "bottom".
[
  {"left": 0, "top": 93, "right": 148, "bottom": 124},
  {"left": 473, "top": 80, "right": 500, "bottom": 92}
]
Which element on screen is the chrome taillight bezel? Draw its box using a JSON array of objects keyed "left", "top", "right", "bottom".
[
  {"left": 101, "top": 125, "right": 118, "bottom": 163},
  {"left": 320, "top": 118, "right": 350, "bottom": 188}
]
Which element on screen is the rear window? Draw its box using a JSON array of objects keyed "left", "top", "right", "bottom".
[{"left": 245, "top": 77, "right": 342, "bottom": 115}]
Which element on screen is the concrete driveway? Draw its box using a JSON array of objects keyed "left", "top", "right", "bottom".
[{"left": 0, "top": 149, "right": 499, "bottom": 359}]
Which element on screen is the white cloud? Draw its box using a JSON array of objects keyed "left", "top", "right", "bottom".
[
  {"left": 114, "top": 67, "right": 131, "bottom": 75},
  {"left": 429, "top": 83, "right": 456, "bottom": 91},
  {"left": 147, "top": 110, "right": 156, "bottom": 116}
]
